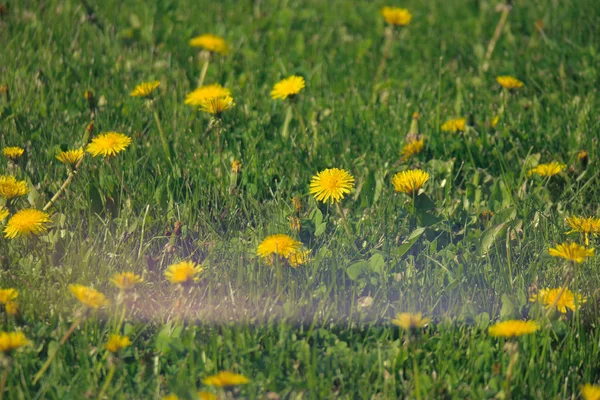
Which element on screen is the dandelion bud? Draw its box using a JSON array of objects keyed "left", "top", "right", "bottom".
[
  {"left": 292, "top": 196, "right": 302, "bottom": 212},
  {"left": 84, "top": 90, "right": 96, "bottom": 111},
  {"left": 578, "top": 150, "right": 589, "bottom": 169},
  {"left": 231, "top": 160, "right": 242, "bottom": 174}
]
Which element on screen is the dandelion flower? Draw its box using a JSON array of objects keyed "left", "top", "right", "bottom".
[
  {"left": 529, "top": 288, "right": 586, "bottom": 314},
  {"left": 4, "top": 209, "right": 50, "bottom": 239},
  {"left": 189, "top": 34, "right": 229, "bottom": 55},
  {"left": 110, "top": 272, "right": 143, "bottom": 290},
  {"left": 527, "top": 161, "right": 565, "bottom": 177},
  {"left": 391, "top": 312, "right": 430, "bottom": 329},
  {"left": 309, "top": 168, "right": 355, "bottom": 204},
  {"left": 549, "top": 242, "right": 594, "bottom": 263},
  {"left": 0, "top": 175, "right": 29, "bottom": 200},
  {"left": 2, "top": 146, "right": 24, "bottom": 160},
  {"left": 199, "top": 96, "right": 235, "bottom": 116},
  {"left": 401, "top": 139, "right": 424, "bottom": 160},
  {"left": 105, "top": 334, "right": 132, "bottom": 353},
  {"left": 392, "top": 169, "right": 430, "bottom": 195},
  {"left": 130, "top": 80, "right": 160, "bottom": 98},
  {"left": 488, "top": 320, "right": 540, "bottom": 337},
  {"left": 270, "top": 75, "right": 305, "bottom": 100},
  {"left": 0, "top": 206, "right": 8, "bottom": 222},
  {"left": 185, "top": 84, "right": 231, "bottom": 107},
  {"left": 202, "top": 371, "right": 249, "bottom": 387},
  {"left": 231, "top": 160, "right": 242, "bottom": 174},
  {"left": 441, "top": 118, "right": 466, "bottom": 133},
  {"left": 496, "top": 76, "right": 524, "bottom": 90},
  {"left": 68, "top": 284, "right": 110, "bottom": 309},
  {"left": 581, "top": 384, "right": 600, "bottom": 400},
  {"left": 566, "top": 216, "right": 600, "bottom": 245},
  {"left": 0, "top": 289, "right": 18, "bottom": 304},
  {"left": 0, "top": 331, "right": 29, "bottom": 353},
  {"left": 197, "top": 392, "right": 217, "bottom": 400},
  {"left": 165, "top": 261, "right": 203, "bottom": 284},
  {"left": 257, "top": 234, "right": 301, "bottom": 262},
  {"left": 381, "top": 6, "right": 412, "bottom": 26},
  {"left": 86, "top": 132, "right": 132, "bottom": 158},
  {"left": 56, "top": 148, "right": 84, "bottom": 169}
]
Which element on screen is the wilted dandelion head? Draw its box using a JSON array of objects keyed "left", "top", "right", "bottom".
[
  {"left": 105, "top": 334, "right": 132, "bottom": 353},
  {"left": 165, "top": 261, "right": 203, "bottom": 284},
  {"left": 0, "top": 206, "right": 8, "bottom": 222},
  {"left": 488, "top": 320, "right": 540, "bottom": 337},
  {"left": 189, "top": 34, "right": 229, "bottom": 54},
  {"left": 2, "top": 146, "right": 24, "bottom": 160},
  {"left": 309, "top": 168, "right": 355, "bottom": 204},
  {"left": 288, "top": 249, "right": 311, "bottom": 268},
  {"left": 566, "top": 216, "right": 600, "bottom": 245},
  {"left": 381, "top": 6, "right": 412, "bottom": 26},
  {"left": 391, "top": 169, "right": 430, "bottom": 195},
  {"left": 202, "top": 371, "right": 249, "bottom": 387},
  {"left": 581, "top": 384, "right": 600, "bottom": 400},
  {"left": 110, "top": 272, "right": 143, "bottom": 290},
  {"left": 401, "top": 139, "right": 424, "bottom": 160},
  {"left": 86, "top": 132, "right": 132, "bottom": 158},
  {"left": 270, "top": 75, "right": 305, "bottom": 100},
  {"left": 391, "top": 312, "right": 430, "bottom": 330},
  {"left": 185, "top": 84, "right": 231, "bottom": 107},
  {"left": 130, "top": 80, "right": 160, "bottom": 98},
  {"left": 0, "top": 175, "right": 29, "bottom": 200},
  {"left": 5, "top": 302, "right": 18, "bottom": 316},
  {"left": 496, "top": 76, "right": 524, "bottom": 90},
  {"left": 257, "top": 234, "right": 301, "bottom": 261},
  {"left": 441, "top": 118, "right": 466, "bottom": 133},
  {"left": 68, "top": 284, "right": 110, "bottom": 309},
  {"left": 288, "top": 216, "right": 301, "bottom": 232},
  {"left": 4, "top": 209, "right": 50, "bottom": 239},
  {"left": 528, "top": 162, "right": 565, "bottom": 177},
  {"left": 529, "top": 288, "right": 586, "bottom": 314},
  {"left": 548, "top": 242, "right": 594, "bottom": 263},
  {"left": 199, "top": 96, "right": 235, "bottom": 116},
  {"left": 0, "top": 331, "right": 29, "bottom": 354},
  {"left": 231, "top": 159, "right": 242, "bottom": 174},
  {"left": 56, "top": 148, "right": 84, "bottom": 169},
  {"left": 578, "top": 150, "right": 589, "bottom": 161},
  {"left": 0, "top": 289, "right": 18, "bottom": 304}
]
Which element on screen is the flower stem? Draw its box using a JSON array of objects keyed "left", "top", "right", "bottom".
[
  {"left": 198, "top": 51, "right": 210, "bottom": 87},
  {"left": 412, "top": 354, "right": 422, "bottom": 400},
  {"left": 281, "top": 104, "right": 293, "bottom": 139},
  {"left": 481, "top": 3, "right": 512, "bottom": 72},
  {"left": 0, "top": 368, "right": 8, "bottom": 400},
  {"left": 97, "top": 363, "right": 116, "bottom": 400},
  {"left": 108, "top": 159, "right": 131, "bottom": 196},
  {"left": 372, "top": 27, "right": 395, "bottom": 101},
  {"left": 152, "top": 107, "right": 172, "bottom": 162},
  {"left": 33, "top": 317, "right": 82, "bottom": 384},
  {"left": 335, "top": 202, "right": 357, "bottom": 251},
  {"left": 43, "top": 171, "right": 76, "bottom": 211}
]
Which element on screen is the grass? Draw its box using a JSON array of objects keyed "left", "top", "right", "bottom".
[{"left": 1, "top": 0, "right": 600, "bottom": 398}]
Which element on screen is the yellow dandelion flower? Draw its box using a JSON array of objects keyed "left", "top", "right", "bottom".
[
  {"left": 441, "top": 118, "right": 466, "bottom": 133},
  {"left": 381, "top": 6, "right": 412, "bottom": 26},
  {"left": 401, "top": 139, "right": 424, "bottom": 160},
  {"left": 391, "top": 312, "right": 430, "bottom": 330},
  {"left": 0, "top": 206, "right": 8, "bottom": 222},
  {"left": 496, "top": 76, "right": 524, "bottom": 90},
  {"left": 4, "top": 209, "right": 50, "bottom": 239},
  {"left": 270, "top": 75, "right": 306, "bottom": 100},
  {"left": 5, "top": 302, "right": 19, "bottom": 316},
  {"left": 189, "top": 34, "right": 229, "bottom": 55},
  {"left": 491, "top": 115, "right": 500, "bottom": 128},
  {"left": 185, "top": 84, "right": 231, "bottom": 107},
  {"left": 68, "top": 284, "right": 110, "bottom": 309},
  {"left": 197, "top": 392, "right": 217, "bottom": 400},
  {"left": 2, "top": 146, "right": 24, "bottom": 160},
  {"left": 0, "top": 331, "right": 29, "bottom": 353},
  {"left": 56, "top": 148, "right": 84, "bottom": 169},
  {"left": 130, "top": 80, "right": 160, "bottom": 97},
  {"left": 488, "top": 320, "right": 540, "bottom": 337},
  {"left": 202, "top": 371, "right": 249, "bottom": 387},
  {"left": 527, "top": 162, "right": 565, "bottom": 177},
  {"left": 549, "top": 242, "right": 594, "bottom": 263},
  {"left": 288, "top": 249, "right": 311, "bottom": 267},
  {"left": 0, "top": 289, "right": 18, "bottom": 304},
  {"left": 257, "top": 234, "right": 301, "bottom": 261},
  {"left": 529, "top": 288, "right": 586, "bottom": 314},
  {"left": 164, "top": 261, "right": 203, "bottom": 284},
  {"left": 566, "top": 216, "right": 600, "bottom": 245},
  {"left": 0, "top": 175, "right": 29, "bottom": 200},
  {"left": 391, "top": 169, "right": 430, "bottom": 195},
  {"left": 199, "top": 96, "right": 235, "bottom": 116},
  {"left": 110, "top": 272, "right": 143, "bottom": 290},
  {"left": 86, "top": 132, "right": 132, "bottom": 158},
  {"left": 105, "top": 334, "right": 132, "bottom": 353},
  {"left": 309, "top": 168, "right": 355, "bottom": 204},
  {"left": 581, "top": 384, "right": 600, "bottom": 400}
]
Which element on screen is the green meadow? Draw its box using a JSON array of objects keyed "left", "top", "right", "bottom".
[{"left": 1, "top": 0, "right": 600, "bottom": 398}]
